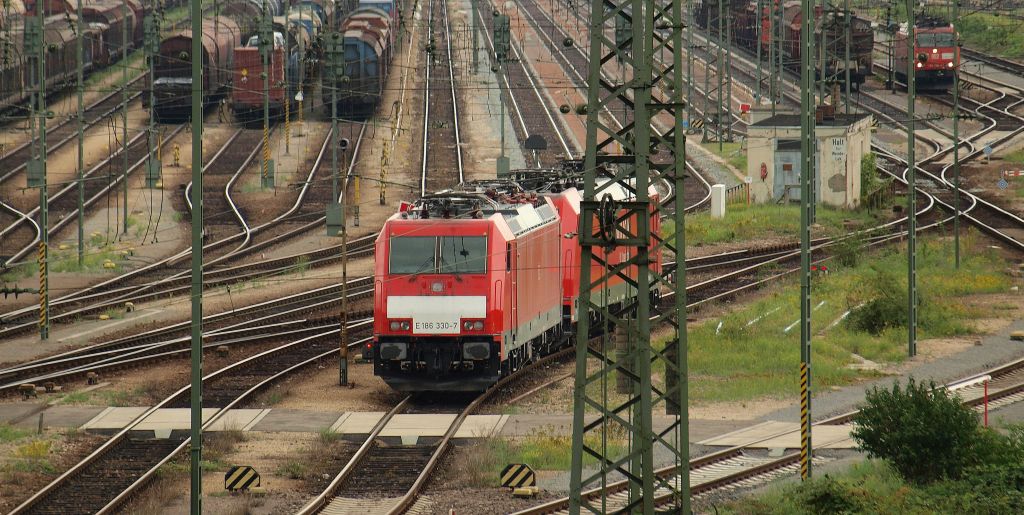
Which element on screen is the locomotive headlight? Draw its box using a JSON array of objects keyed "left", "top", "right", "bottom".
[
  {"left": 473, "top": 321, "right": 484, "bottom": 330},
  {"left": 390, "top": 321, "right": 410, "bottom": 331},
  {"left": 464, "top": 321, "right": 473, "bottom": 330},
  {"left": 948, "top": 62, "right": 954, "bottom": 68},
  {"left": 932, "top": 48, "right": 938, "bottom": 54},
  {"left": 916, "top": 62, "right": 923, "bottom": 68}
]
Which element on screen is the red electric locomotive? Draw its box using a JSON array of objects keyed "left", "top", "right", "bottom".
[
  {"left": 373, "top": 170, "right": 662, "bottom": 392},
  {"left": 894, "top": 18, "right": 959, "bottom": 91}
]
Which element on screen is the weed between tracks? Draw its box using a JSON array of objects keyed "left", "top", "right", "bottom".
[
  {"left": 680, "top": 232, "right": 1012, "bottom": 404},
  {"left": 664, "top": 203, "right": 887, "bottom": 247},
  {"left": 448, "top": 428, "right": 627, "bottom": 487}
]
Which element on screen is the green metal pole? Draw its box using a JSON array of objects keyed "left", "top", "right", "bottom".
[
  {"left": 776, "top": 0, "right": 783, "bottom": 111},
  {"left": 471, "top": 0, "right": 478, "bottom": 73},
  {"left": 262, "top": 5, "right": 270, "bottom": 188},
  {"left": 670, "top": 0, "right": 690, "bottom": 508},
  {"left": 906, "top": 1, "right": 917, "bottom": 357},
  {"left": 953, "top": 0, "right": 960, "bottom": 268},
  {"left": 146, "top": 14, "right": 159, "bottom": 188},
  {"left": 726, "top": 8, "right": 733, "bottom": 142},
  {"left": 122, "top": 0, "right": 129, "bottom": 235},
  {"left": 717, "top": 0, "right": 723, "bottom": 150},
  {"left": 887, "top": 4, "right": 894, "bottom": 92},
  {"left": 756, "top": 0, "right": 763, "bottom": 104},
  {"left": 189, "top": 0, "right": 204, "bottom": 509},
  {"left": 687, "top": 0, "right": 692, "bottom": 126},
  {"left": 844, "top": 0, "right": 850, "bottom": 114},
  {"left": 77, "top": 0, "right": 84, "bottom": 266},
  {"left": 799, "top": 0, "right": 815, "bottom": 481},
  {"left": 35, "top": 0, "right": 49, "bottom": 341}
]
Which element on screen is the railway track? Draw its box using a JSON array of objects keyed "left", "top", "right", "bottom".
[
  {"left": 297, "top": 347, "right": 576, "bottom": 515},
  {"left": 421, "top": 0, "right": 464, "bottom": 194},
  {"left": 505, "top": 0, "right": 711, "bottom": 210},
  {"left": 515, "top": 286, "right": 1024, "bottom": 514},
  {"left": 9, "top": 313, "right": 375, "bottom": 515},
  {"left": 0, "top": 122, "right": 366, "bottom": 338},
  {"left": 0, "top": 117, "right": 183, "bottom": 268},
  {"left": 472, "top": 0, "right": 577, "bottom": 167}
]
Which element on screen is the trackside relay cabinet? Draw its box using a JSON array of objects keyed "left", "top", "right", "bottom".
[{"left": 745, "top": 109, "right": 873, "bottom": 209}]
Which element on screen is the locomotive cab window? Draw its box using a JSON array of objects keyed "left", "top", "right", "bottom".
[
  {"left": 916, "top": 33, "right": 954, "bottom": 47},
  {"left": 389, "top": 237, "right": 436, "bottom": 274},
  {"left": 390, "top": 236, "right": 487, "bottom": 274},
  {"left": 439, "top": 237, "right": 487, "bottom": 274}
]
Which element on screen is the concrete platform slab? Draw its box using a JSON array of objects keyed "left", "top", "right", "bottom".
[
  {"left": 133, "top": 408, "right": 217, "bottom": 431},
  {"left": 81, "top": 406, "right": 151, "bottom": 430},
  {"left": 380, "top": 414, "right": 457, "bottom": 437},
  {"left": 332, "top": 412, "right": 385, "bottom": 434},
  {"left": 0, "top": 403, "right": 49, "bottom": 425},
  {"left": 254, "top": 409, "right": 344, "bottom": 432},
  {"left": 206, "top": 409, "right": 268, "bottom": 432},
  {"left": 698, "top": 421, "right": 855, "bottom": 449},
  {"left": 30, "top": 406, "right": 106, "bottom": 429},
  {"left": 454, "top": 415, "right": 508, "bottom": 438}
]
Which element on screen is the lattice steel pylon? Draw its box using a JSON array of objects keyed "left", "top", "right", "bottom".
[{"left": 568, "top": 0, "right": 689, "bottom": 513}]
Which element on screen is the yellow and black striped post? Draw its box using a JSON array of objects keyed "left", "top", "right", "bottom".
[
  {"left": 38, "top": 241, "right": 48, "bottom": 340},
  {"left": 500, "top": 464, "right": 536, "bottom": 488},
  {"left": 224, "top": 466, "right": 260, "bottom": 491},
  {"left": 800, "top": 362, "right": 811, "bottom": 479}
]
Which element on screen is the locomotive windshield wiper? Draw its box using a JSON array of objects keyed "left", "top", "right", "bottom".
[{"left": 408, "top": 255, "right": 435, "bottom": 278}]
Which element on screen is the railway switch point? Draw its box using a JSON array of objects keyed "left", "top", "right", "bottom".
[
  {"left": 1011, "top": 331, "right": 1024, "bottom": 342},
  {"left": 98, "top": 314, "right": 110, "bottom": 320},
  {"left": 43, "top": 382, "right": 56, "bottom": 393}
]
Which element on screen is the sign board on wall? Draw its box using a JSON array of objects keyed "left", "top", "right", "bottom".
[{"left": 830, "top": 138, "right": 846, "bottom": 162}]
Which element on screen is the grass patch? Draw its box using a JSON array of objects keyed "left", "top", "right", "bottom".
[
  {"left": 671, "top": 232, "right": 1009, "bottom": 405},
  {"left": 277, "top": 460, "right": 307, "bottom": 479},
  {"left": 450, "top": 430, "right": 628, "bottom": 487},
  {"left": 0, "top": 261, "right": 37, "bottom": 282},
  {"left": 1006, "top": 149, "right": 1024, "bottom": 165},
  {"left": 58, "top": 383, "right": 160, "bottom": 406},
  {"left": 664, "top": 203, "right": 886, "bottom": 246},
  {"left": 702, "top": 141, "right": 747, "bottom": 172},
  {"left": 0, "top": 424, "right": 32, "bottom": 443}
]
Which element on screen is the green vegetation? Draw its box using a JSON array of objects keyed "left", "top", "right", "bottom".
[
  {"left": 59, "top": 384, "right": 158, "bottom": 406},
  {"left": 0, "top": 424, "right": 32, "bottom": 443},
  {"left": 954, "top": 13, "right": 1024, "bottom": 60},
  {"left": 724, "top": 379, "right": 1024, "bottom": 513},
  {"left": 853, "top": 378, "right": 1001, "bottom": 484},
  {"left": 702, "top": 141, "right": 747, "bottom": 173},
  {"left": 1, "top": 439, "right": 56, "bottom": 479},
  {"left": 1006, "top": 149, "right": 1024, "bottom": 165},
  {"left": 278, "top": 460, "right": 307, "bottom": 480},
  {"left": 676, "top": 233, "right": 1006, "bottom": 405},
  {"left": 452, "top": 431, "right": 628, "bottom": 487},
  {"left": 292, "top": 255, "right": 310, "bottom": 275},
  {"left": 664, "top": 203, "right": 885, "bottom": 247}
]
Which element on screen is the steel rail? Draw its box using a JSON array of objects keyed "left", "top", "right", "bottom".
[
  {"left": 10, "top": 316, "right": 375, "bottom": 514},
  {"left": 2, "top": 123, "right": 185, "bottom": 267},
  {"left": 0, "top": 122, "right": 367, "bottom": 336},
  {"left": 506, "top": 0, "right": 710, "bottom": 210}
]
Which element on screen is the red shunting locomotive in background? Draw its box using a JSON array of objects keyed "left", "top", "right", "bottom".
[
  {"left": 372, "top": 171, "right": 661, "bottom": 392},
  {"left": 894, "top": 17, "right": 959, "bottom": 91}
]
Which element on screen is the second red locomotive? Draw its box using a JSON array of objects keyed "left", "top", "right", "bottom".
[{"left": 894, "top": 18, "right": 959, "bottom": 91}]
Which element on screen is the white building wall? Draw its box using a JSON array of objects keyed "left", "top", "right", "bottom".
[{"left": 745, "top": 116, "right": 872, "bottom": 209}]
